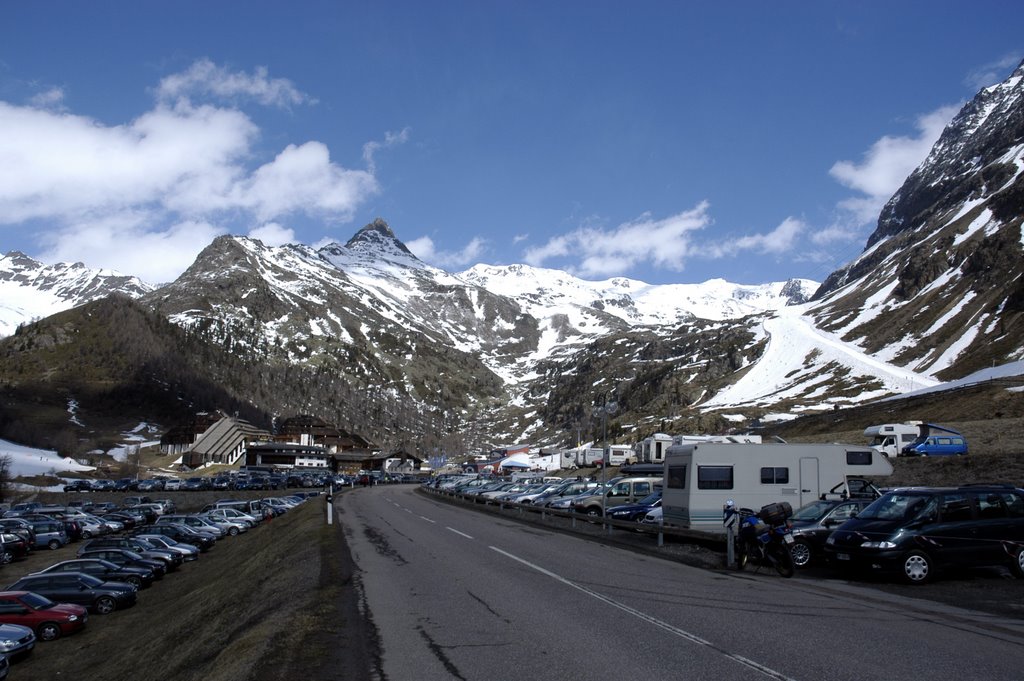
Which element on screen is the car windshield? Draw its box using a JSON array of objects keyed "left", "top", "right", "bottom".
[
  {"left": 636, "top": 491, "right": 662, "bottom": 506},
  {"left": 22, "top": 592, "right": 55, "bottom": 609},
  {"left": 791, "top": 500, "right": 837, "bottom": 522},
  {"left": 855, "top": 493, "right": 936, "bottom": 521}
]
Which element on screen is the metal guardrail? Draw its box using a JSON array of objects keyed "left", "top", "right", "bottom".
[{"left": 420, "top": 485, "right": 726, "bottom": 551}]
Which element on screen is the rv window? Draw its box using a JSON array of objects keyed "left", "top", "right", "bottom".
[
  {"left": 846, "top": 450, "right": 873, "bottom": 466},
  {"left": 697, "top": 466, "right": 733, "bottom": 490},
  {"left": 667, "top": 466, "right": 686, "bottom": 489},
  {"left": 760, "top": 467, "right": 789, "bottom": 484}
]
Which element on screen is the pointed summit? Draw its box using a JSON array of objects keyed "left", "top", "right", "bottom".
[{"left": 345, "top": 218, "right": 415, "bottom": 257}]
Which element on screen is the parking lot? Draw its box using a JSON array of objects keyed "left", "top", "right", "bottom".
[{"left": 1, "top": 490, "right": 360, "bottom": 681}]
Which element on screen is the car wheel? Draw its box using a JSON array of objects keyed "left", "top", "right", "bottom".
[
  {"left": 228, "top": 527, "right": 239, "bottom": 536},
  {"left": 82, "top": 530, "right": 92, "bottom": 539},
  {"left": 94, "top": 596, "right": 117, "bottom": 614},
  {"left": 48, "top": 539, "right": 61, "bottom": 550},
  {"left": 902, "top": 550, "right": 932, "bottom": 584},
  {"left": 37, "top": 622, "right": 62, "bottom": 641},
  {"left": 789, "top": 539, "right": 813, "bottom": 568},
  {"left": 0, "top": 551, "right": 12, "bottom": 565},
  {"left": 126, "top": 576, "right": 142, "bottom": 588},
  {"left": 1011, "top": 546, "right": 1024, "bottom": 579},
  {"left": 585, "top": 507, "right": 602, "bottom": 518}
]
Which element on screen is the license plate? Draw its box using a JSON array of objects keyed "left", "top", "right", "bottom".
[
  {"left": 837, "top": 553, "right": 850, "bottom": 561},
  {"left": 783, "top": 534, "right": 794, "bottom": 543}
]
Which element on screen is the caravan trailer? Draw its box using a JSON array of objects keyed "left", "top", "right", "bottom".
[{"left": 662, "top": 442, "right": 892, "bottom": 533}]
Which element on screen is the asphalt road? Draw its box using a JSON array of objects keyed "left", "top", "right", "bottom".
[{"left": 337, "top": 486, "right": 1024, "bottom": 681}]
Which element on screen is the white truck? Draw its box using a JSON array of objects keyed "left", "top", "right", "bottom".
[
  {"left": 661, "top": 441, "right": 893, "bottom": 534},
  {"left": 863, "top": 422, "right": 920, "bottom": 458}
]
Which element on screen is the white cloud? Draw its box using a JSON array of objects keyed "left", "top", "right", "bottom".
[
  {"left": 705, "top": 217, "right": 805, "bottom": 258},
  {"left": 29, "top": 87, "right": 65, "bottom": 110},
  {"left": 38, "top": 214, "right": 224, "bottom": 285},
  {"left": 407, "top": 235, "right": 487, "bottom": 268},
  {"left": 829, "top": 105, "right": 960, "bottom": 225},
  {"left": 362, "top": 127, "right": 411, "bottom": 172},
  {"left": 523, "top": 203, "right": 710, "bottom": 277},
  {"left": 155, "top": 58, "right": 312, "bottom": 108},
  {"left": 964, "top": 54, "right": 1023, "bottom": 90},
  {"left": 248, "top": 222, "right": 295, "bottom": 247},
  {"left": 238, "top": 142, "right": 378, "bottom": 221},
  {"left": 0, "top": 60, "right": 380, "bottom": 282}
]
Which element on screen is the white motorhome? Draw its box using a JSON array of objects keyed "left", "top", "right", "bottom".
[
  {"left": 863, "top": 422, "right": 920, "bottom": 458},
  {"left": 561, "top": 447, "right": 605, "bottom": 469},
  {"left": 661, "top": 442, "right": 892, "bottom": 534},
  {"left": 635, "top": 434, "right": 674, "bottom": 464}
]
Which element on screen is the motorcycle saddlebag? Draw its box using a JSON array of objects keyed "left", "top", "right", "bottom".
[{"left": 758, "top": 501, "right": 793, "bottom": 525}]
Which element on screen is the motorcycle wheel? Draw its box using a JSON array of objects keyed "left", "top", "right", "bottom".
[
  {"left": 769, "top": 543, "right": 795, "bottom": 578},
  {"left": 734, "top": 539, "right": 750, "bottom": 570}
]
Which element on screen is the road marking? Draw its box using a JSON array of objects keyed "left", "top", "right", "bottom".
[
  {"left": 420, "top": 516, "right": 437, "bottom": 523},
  {"left": 446, "top": 527, "right": 474, "bottom": 539},
  {"left": 489, "top": 546, "right": 795, "bottom": 681}
]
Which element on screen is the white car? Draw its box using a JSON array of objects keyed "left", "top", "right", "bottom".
[{"left": 641, "top": 507, "right": 664, "bottom": 525}]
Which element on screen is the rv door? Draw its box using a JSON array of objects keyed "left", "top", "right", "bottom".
[{"left": 799, "top": 457, "right": 820, "bottom": 507}]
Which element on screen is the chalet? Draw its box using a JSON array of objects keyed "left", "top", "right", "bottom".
[
  {"left": 244, "top": 442, "right": 331, "bottom": 469},
  {"left": 160, "top": 412, "right": 271, "bottom": 468}
]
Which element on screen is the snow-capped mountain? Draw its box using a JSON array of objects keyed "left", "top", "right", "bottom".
[
  {"left": 0, "top": 251, "right": 153, "bottom": 336},
  {"left": 809, "top": 58, "right": 1024, "bottom": 381},
  {"left": 1, "top": 62, "right": 1022, "bottom": 447}
]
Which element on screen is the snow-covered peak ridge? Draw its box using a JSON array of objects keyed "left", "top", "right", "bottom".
[
  {"left": 459, "top": 263, "right": 817, "bottom": 323},
  {"left": 0, "top": 250, "right": 153, "bottom": 337}
]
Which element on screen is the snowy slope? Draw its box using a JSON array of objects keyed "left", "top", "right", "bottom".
[
  {"left": 0, "top": 438, "right": 95, "bottom": 479},
  {"left": 701, "top": 304, "right": 939, "bottom": 414}
]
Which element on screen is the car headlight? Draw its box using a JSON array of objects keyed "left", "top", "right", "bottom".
[
  {"left": 860, "top": 540, "right": 897, "bottom": 549},
  {"left": 67, "top": 615, "right": 79, "bottom": 622}
]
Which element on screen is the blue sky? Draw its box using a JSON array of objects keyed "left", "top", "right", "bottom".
[{"left": 1, "top": 2, "right": 1022, "bottom": 286}]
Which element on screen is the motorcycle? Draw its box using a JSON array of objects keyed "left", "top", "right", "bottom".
[{"left": 732, "top": 502, "right": 796, "bottom": 578}]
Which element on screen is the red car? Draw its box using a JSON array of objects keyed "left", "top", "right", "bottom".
[
  {"left": 0, "top": 533, "right": 31, "bottom": 564},
  {"left": 0, "top": 591, "right": 88, "bottom": 641}
]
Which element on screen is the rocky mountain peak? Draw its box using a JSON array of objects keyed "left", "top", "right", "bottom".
[{"left": 344, "top": 218, "right": 416, "bottom": 258}]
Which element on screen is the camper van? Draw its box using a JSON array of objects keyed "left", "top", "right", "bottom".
[
  {"left": 661, "top": 442, "right": 893, "bottom": 534},
  {"left": 864, "top": 423, "right": 920, "bottom": 458}
]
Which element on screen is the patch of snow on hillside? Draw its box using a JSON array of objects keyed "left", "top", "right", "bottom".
[
  {"left": 0, "top": 438, "right": 95, "bottom": 478},
  {"left": 702, "top": 305, "right": 937, "bottom": 410},
  {"left": 953, "top": 208, "right": 994, "bottom": 246}
]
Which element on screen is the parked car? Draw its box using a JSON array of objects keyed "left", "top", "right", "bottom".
[
  {"left": 824, "top": 484, "right": 1024, "bottom": 583},
  {"left": 0, "top": 520, "right": 34, "bottom": 545},
  {"left": 155, "top": 515, "right": 224, "bottom": 539},
  {"left": 62, "top": 480, "right": 94, "bottom": 493},
  {"left": 28, "top": 520, "right": 69, "bottom": 551},
  {"left": 0, "top": 590, "right": 88, "bottom": 641},
  {"left": 0, "top": 622, "right": 35, "bottom": 660},
  {"left": 135, "top": 523, "right": 215, "bottom": 551},
  {"left": 4, "top": 573, "right": 137, "bottom": 614},
  {"left": 77, "top": 549, "right": 166, "bottom": 579},
  {"left": 162, "top": 479, "right": 182, "bottom": 491},
  {"left": 787, "top": 498, "right": 874, "bottom": 568},
  {"left": 134, "top": 535, "right": 200, "bottom": 562},
  {"left": 77, "top": 537, "right": 182, "bottom": 570},
  {"left": 606, "top": 490, "right": 663, "bottom": 522},
  {"left": 182, "top": 477, "right": 210, "bottom": 491},
  {"left": 0, "top": 533, "right": 31, "bottom": 564},
  {"left": 35, "top": 558, "right": 155, "bottom": 589}
]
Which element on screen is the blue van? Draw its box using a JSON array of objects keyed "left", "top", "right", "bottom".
[{"left": 901, "top": 425, "right": 968, "bottom": 456}]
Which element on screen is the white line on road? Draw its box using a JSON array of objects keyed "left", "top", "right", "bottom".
[
  {"left": 489, "top": 546, "right": 795, "bottom": 681},
  {"left": 419, "top": 516, "right": 437, "bottom": 523},
  {"left": 446, "top": 527, "right": 474, "bottom": 539}
]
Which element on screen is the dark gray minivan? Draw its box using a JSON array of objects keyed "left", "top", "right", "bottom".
[{"left": 824, "top": 485, "right": 1024, "bottom": 583}]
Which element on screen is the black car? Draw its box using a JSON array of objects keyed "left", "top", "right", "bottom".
[
  {"left": 79, "top": 537, "right": 182, "bottom": 570},
  {"left": 35, "top": 558, "right": 155, "bottom": 589},
  {"left": 824, "top": 484, "right": 1024, "bottom": 583},
  {"left": 787, "top": 498, "right": 874, "bottom": 568},
  {"left": 5, "top": 573, "right": 136, "bottom": 614},
  {"left": 62, "top": 480, "right": 94, "bottom": 493},
  {"left": 133, "top": 523, "right": 215, "bottom": 551},
  {"left": 77, "top": 549, "right": 166, "bottom": 579}
]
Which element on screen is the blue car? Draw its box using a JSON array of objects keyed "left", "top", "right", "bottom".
[{"left": 605, "top": 491, "right": 662, "bottom": 522}]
